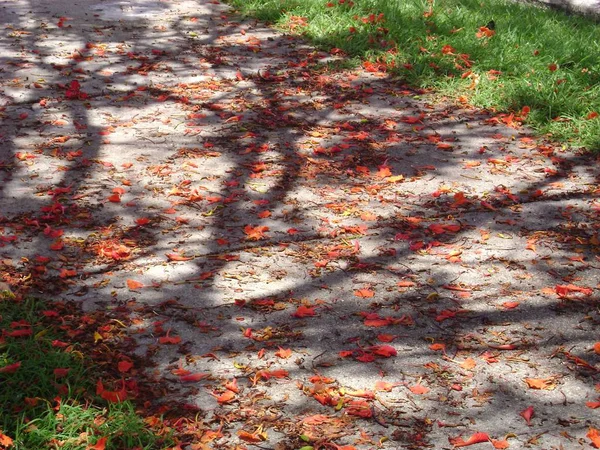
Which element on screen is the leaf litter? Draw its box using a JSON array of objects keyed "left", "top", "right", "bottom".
[{"left": 0, "top": 0, "right": 599, "bottom": 448}]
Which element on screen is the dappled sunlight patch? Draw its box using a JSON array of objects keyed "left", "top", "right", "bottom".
[{"left": 0, "top": 0, "right": 599, "bottom": 448}]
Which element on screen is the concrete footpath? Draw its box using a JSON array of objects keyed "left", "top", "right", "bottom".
[
  {"left": 529, "top": 0, "right": 600, "bottom": 18},
  {"left": 1, "top": 0, "right": 599, "bottom": 449}
]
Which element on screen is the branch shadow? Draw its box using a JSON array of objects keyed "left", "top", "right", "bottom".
[{"left": 0, "top": 0, "right": 599, "bottom": 448}]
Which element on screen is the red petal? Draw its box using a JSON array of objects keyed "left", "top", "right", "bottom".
[
  {"left": 180, "top": 373, "right": 210, "bottom": 382},
  {"left": 520, "top": 406, "right": 534, "bottom": 425},
  {"left": 589, "top": 428, "right": 600, "bottom": 448},
  {"left": 117, "top": 360, "right": 133, "bottom": 373},
  {"left": 0, "top": 361, "right": 21, "bottom": 373},
  {"left": 292, "top": 305, "right": 317, "bottom": 318},
  {"left": 450, "top": 432, "right": 490, "bottom": 447},
  {"left": 166, "top": 253, "right": 193, "bottom": 261}
]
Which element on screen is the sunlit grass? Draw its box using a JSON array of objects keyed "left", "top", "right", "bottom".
[{"left": 226, "top": 0, "right": 600, "bottom": 150}]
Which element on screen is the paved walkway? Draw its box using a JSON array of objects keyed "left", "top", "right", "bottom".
[
  {"left": 1, "top": 1, "right": 599, "bottom": 449},
  {"left": 530, "top": 0, "right": 600, "bottom": 18}
]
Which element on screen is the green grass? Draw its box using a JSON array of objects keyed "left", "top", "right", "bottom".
[
  {"left": 0, "top": 292, "right": 174, "bottom": 449},
  {"left": 225, "top": 0, "right": 600, "bottom": 150}
]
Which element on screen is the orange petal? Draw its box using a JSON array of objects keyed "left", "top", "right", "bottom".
[{"left": 126, "top": 279, "right": 144, "bottom": 290}]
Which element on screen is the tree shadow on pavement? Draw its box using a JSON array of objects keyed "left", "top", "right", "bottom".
[{"left": 0, "top": 1, "right": 599, "bottom": 448}]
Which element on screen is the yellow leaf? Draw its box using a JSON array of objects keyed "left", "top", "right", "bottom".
[{"left": 387, "top": 175, "right": 404, "bottom": 183}]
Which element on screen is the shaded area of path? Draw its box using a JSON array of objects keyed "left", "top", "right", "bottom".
[{"left": 1, "top": 0, "right": 599, "bottom": 448}]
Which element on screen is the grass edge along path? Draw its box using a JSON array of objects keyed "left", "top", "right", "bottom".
[
  {"left": 0, "top": 290, "right": 177, "bottom": 450},
  {"left": 225, "top": 0, "right": 600, "bottom": 150}
]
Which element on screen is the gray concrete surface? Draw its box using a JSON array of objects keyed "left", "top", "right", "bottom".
[
  {"left": 1, "top": 0, "right": 599, "bottom": 449},
  {"left": 525, "top": 0, "right": 600, "bottom": 18}
]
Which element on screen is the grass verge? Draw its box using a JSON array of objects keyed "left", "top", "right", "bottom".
[
  {"left": 225, "top": 0, "right": 600, "bottom": 150},
  {"left": 0, "top": 291, "right": 174, "bottom": 449}
]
